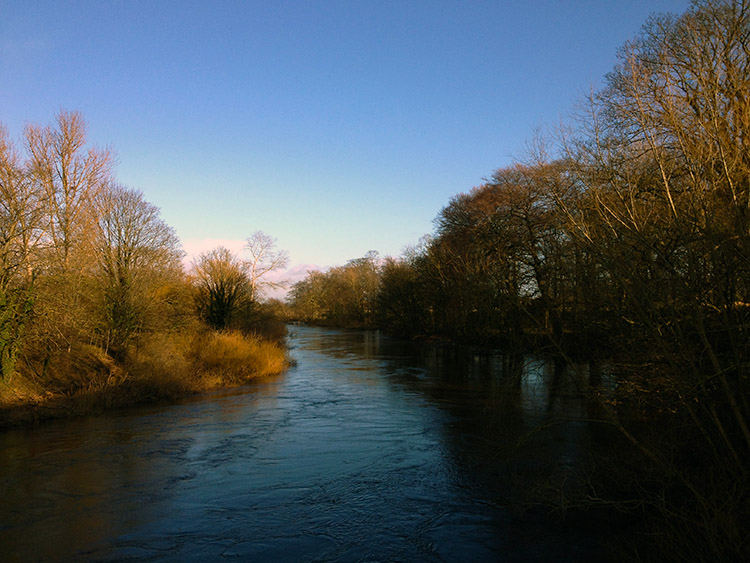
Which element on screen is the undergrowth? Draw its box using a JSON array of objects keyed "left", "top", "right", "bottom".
[{"left": 0, "top": 328, "right": 289, "bottom": 427}]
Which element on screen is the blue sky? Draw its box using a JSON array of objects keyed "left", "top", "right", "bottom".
[{"left": 1, "top": 0, "right": 689, "bottom": 285}]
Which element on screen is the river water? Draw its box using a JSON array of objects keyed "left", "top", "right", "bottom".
[{"left": 0, "top": 326, "right": 612, "bottom": 562}]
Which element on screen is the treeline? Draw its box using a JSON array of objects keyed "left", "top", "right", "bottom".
[
  {"left": 287, "top": 2, "right": 749, "bottom": 560},
  {"left": 0, "top": 111, "right": 287, "bottom": 422},
  {"left": 288, "top": 251, "right": 380, "bottom": 328}
]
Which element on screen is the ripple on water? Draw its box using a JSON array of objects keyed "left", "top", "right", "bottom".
[{"left": 0, "top": 325, "right": 605, "bottom": 562}]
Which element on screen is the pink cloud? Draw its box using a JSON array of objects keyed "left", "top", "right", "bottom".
[{"left": 180, "top": 239, "right": 322, "bottom": 300}]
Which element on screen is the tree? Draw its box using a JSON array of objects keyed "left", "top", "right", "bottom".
[
  {"left": 415, "top": 164, "right": 569, "bottom": 346},
  {"left": 0, "top": 125, "right": 38, "bottom": 378},
  {"left": 22, "top": 111, "right": 114, "bottom": 353},
  {"left": 286, "top": 252, "right": 380, "bottom": 327},
  {"left": 333, "top": 251, "right": 380, "bottom": 326},
  {"left": 578, "top": 0, "right": 750, "bottom": 455},
  {"left": 25, "top": 110, "right": 113, "bottom": 271},
  {"left": 549, "top": 2, "right": 750, "bottom": 558},
  {"left": 243, "top": 230, "right": 289, "bottom": 301},
  {"left": 192, "top": 247, "right": 250, "bottom": 330},
  {"left": 376, "top": 256, "right": 426, "bottom": 337},
  {"left": 95, "top": 183, "right": 183, "bottom": 353},
  {"left": 286, "top": 269, "right": 327, "bottom": 323}
]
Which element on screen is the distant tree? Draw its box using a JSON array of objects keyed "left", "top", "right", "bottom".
[
  {"left": 286, "top": 252, "right": 380, "bottom": 327},
  {"left": 334, "top": 251, "right": 380, "bottom": 326},
  {"left": 376, "top": 257, "right": 426, "bottom": 337},
  {"left": 244, "top": 230, "right": 289, "bottom": 301},
  {"left": 286, "top": 269, "right": 327, "bottom": 323},
  {"left": 193, "top": 247, "right": 250, "bottom": 330}
]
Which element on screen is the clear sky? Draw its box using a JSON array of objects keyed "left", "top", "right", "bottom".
[{"left": 1, "top": 0, "right": 690, "bottom": 287}]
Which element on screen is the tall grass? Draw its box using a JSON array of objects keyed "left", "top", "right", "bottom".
[
  {"left": 0, "top": 327, "right": 289, "bottom": 427},
  {"left": 187, "top": 329, "right": 288, "bottom": 385}
]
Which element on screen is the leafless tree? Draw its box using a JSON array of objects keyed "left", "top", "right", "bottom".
[
  {"left": 95, "top": 183, "right": 183, "bottom": 352},
  {"left": 0, "top": 125, "right": 40, "bottom": 377},
  {"left": 549, "top": 2, "right": 750, "bottom": 558},
  {"left": 25, "top": 110, "right": 113, "bottom": 271},
  {"left": 244, "top": 230, "right": 289, "bottom": 301},
  {"left": 193, "top": 247, "right": 250, "bottom": 329}
]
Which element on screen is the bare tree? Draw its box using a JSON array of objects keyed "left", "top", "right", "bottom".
[
  {"left": 21, "top": 111, "right": 114, "bottom": 353},
  {"left": 192, "top": 247, "right": 250, "bottom": 329},
  {"left": 0, "top": 125, "right": 39, "bottom": 378},
  {"left": 244, "top": 230, "right": 289, "bottom": 301},
  {"left": 95, "top": 183, "right": 183, "bottom": 352},
  {"left": 0, "top": 125, "right": 41, "bottom": 290},
  {"left": 548, "top": 2, "right": 750, "bottom": 558},
  {"left": 584, "top": 0, "right": 750, "bottom": 456},
  {"left": 25, "top": 110, "right": 113, "bottom": 271}
]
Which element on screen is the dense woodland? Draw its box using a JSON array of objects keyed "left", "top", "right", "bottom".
[
  {"left": 0, "top": 111, "right": 288, "bottom": 423},
  {"left": 287, "top": 1, "right": 750, "bottom": 560}
]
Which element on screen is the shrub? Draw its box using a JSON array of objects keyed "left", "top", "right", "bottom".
[{"left": 189, "top": 329, "right": 288, "bottom": 383}]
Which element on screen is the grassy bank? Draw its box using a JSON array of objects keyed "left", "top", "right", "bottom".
[{"left": 0, "top": 329, "right": 289, "bottom": 428}]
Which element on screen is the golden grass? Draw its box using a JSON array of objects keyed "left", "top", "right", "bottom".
[
  {"left": 188, "top": 330, "right": 288, "bottom": 383},
  {"left": 0, "top": 328, "right": 289, "bottom": 428}
]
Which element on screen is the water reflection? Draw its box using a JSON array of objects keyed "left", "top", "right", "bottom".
[{"left": 0, "top": 326, "right": 608, "bottom": 562}]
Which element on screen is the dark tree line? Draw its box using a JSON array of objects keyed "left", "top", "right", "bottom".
[{"left": 287, "top": 2, "right": 750, "bottom": 559}]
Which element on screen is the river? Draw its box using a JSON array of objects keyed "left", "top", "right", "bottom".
[{"left": 0, "top": 325, "right": 614, "bottom": 561}]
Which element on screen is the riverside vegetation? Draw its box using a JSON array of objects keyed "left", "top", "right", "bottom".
[
  {"left": 0, "top": 111, "right": 289, "bottom": 427},
  {"left": 3, "top": 0, "right": 748, "bottom": 559},
  {"left": 285, "top": 2, "right": 750, "bottom": 561}
]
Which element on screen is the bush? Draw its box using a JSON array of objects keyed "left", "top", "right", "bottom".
[{"left": 188, "top": 329, "right": 288, "bottom": 383}]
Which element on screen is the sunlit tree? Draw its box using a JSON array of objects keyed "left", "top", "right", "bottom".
[
  {"left": 21, "top": 111, "right": 114, "bottom": 353},
  {"left": 0, "top": 125, "right": 38, "bottom": 378},
  {"left": 547, "top": 2, "right": 750, "bottom": 558},
  {"left": 95, "top": 183, "right": 184, "bottom": 353},
  {"left": 25, "top": 110, "right": 113, "bottom": 271},
  {"left": 193, "top": 247, "right": 250, "bottom": 330},
  {"left": 286, "top": 252, "right": 380, "bottom": 327}
]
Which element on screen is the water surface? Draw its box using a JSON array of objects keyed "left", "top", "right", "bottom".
[{"left": 0, "top": 326, "right": 606, "bottom": 561}]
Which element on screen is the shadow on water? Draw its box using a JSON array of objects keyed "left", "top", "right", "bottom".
[
  {"left": 287, "top": 327, "right": 625, "bottom": 558},
  {"left": 0, "top": 325, "right": 623, "bottom": 562}
]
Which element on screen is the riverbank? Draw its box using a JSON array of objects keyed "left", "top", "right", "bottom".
[{"left": 0, "top": 330, "right": 289, "bottom": 429}]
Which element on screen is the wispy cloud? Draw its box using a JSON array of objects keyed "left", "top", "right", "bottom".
[
  {"left": 181, "top": 238, "right": 321, "bottom": 300},
  {"left": 261, "top": 263, "right": 321, "bottom": 300},
  {"left": 181, "top": 238, "right": 246, "bottom": 264}
]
